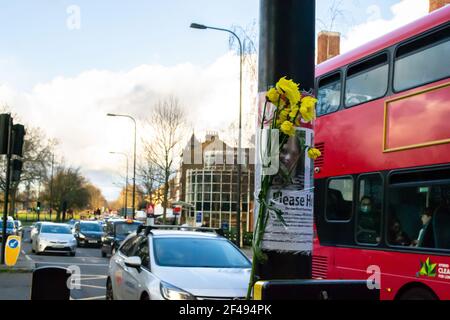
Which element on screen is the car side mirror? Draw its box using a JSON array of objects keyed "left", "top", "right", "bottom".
[{"left": 124, "top": 256, "right": 142, "bottom": 269}]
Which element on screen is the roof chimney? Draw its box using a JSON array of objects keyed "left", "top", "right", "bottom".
[
  {"left": 317, "top": 31, "right": 341, "bottom": 64},
  {"left": 429, "top": 0, "right": 450, "bottom": 12}
]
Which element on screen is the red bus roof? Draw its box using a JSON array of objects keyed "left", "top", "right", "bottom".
[{"left": 316, "top": 5, "right": 450, "bottom": 78}]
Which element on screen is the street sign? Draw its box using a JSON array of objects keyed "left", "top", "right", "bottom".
[
  {"left": 221, "top": 221, "right": 229, "bottom": 230},
  {"left": 173, "top": 206, "right": 181, "bottom": 216},
  {"left": 5, "top": 235, "right": 21, "bottom": 266},
  {"left": 196, "top": 211, "right": 202, "bottom": 224}
]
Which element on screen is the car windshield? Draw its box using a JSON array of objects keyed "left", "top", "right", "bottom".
[
  {"left": 80, "top": 223, "right": 102, "bottom": 232},
  {"left": 115, "top": 222, "right": 141, "bottom": 235},
  {"left": 0, "top": 221, "right": 14, "bottom": 229},
  {"left": 153, "top": 238, "right": 251, "bottom": 268},
  {"left": 41, "top": 225, "right": 72, "bottom": 234}
]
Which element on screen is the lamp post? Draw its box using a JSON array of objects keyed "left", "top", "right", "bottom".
[
  {"left": 107, "top": 113, "right": 137, "bottom": 219},
  {"left": 190, "top": 23, "right": 243, "bottom": 248},
  {"left": 110, "top": 152, "right": 129, "bottom": 218}
]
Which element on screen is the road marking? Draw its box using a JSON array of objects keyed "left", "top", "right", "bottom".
[
  {"left": 36, "top": 262, "right": 109, "bottom": 267},
  {"left": 21, "top": 250, "right": 32, "bottom": 261},
  {"left": 73, "top": 295, "right": 106, "bottom": 300}
]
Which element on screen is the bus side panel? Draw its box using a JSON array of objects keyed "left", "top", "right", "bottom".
[{"left": 318, "top": 246, "right": 450, "bottom": 300}]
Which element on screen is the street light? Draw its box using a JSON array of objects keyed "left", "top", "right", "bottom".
[
  {"left": 190, "top": 22, "right": 244, "bottom": 247},
  {"left": 110, "top": 152, "right": 129, "bottom": 217},
  {"left": 107, "top": 113, "right": 137, "bottom": 219}
]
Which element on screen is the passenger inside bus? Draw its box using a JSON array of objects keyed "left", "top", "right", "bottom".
[
  {"left": 388, "top": 185, "right": 450, "bottom": 250},
  {"left": 411, "top": 207, "right": 434, "bottom": 248},
  {"left": 356, "top": 196, "right": 381, "bottom": 244},
  {"left": 388, "top": 215, "right": 412, "bottom": 246}
]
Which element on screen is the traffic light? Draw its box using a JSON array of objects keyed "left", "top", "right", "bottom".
[
  {"left": 11, "top": 124, "right": 25, "bottom": 157},
  {"left": 0, "top": 114, "right": 11, "bottom": 155},
  {"left": 11, "top": 159, "right": 23, "bottom": 182},
  {"left": 37, "top": 201, "right": 41, "bottom": 211}
]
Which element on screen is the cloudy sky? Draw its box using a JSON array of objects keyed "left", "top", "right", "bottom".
[{"left": 0, "top": 0, "right": 430, "bottom": 201}]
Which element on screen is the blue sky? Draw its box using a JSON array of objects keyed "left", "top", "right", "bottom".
[
  {"left": 0, "top": 0, "right": 406, "bottom": 90},
  {"left": 0, "top": 0, "right": 429, "bottom": 201}
]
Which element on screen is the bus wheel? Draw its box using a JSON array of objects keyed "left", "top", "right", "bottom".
[{"left": 399, "top": 287, "right": 437, "bottom": 300}]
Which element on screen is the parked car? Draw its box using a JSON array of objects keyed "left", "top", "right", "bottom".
[
  {"left": 32, "top": 223, "right": 77, "bottom": 256},
  {"left": 106, "top": 225, "right": 251, "bottom": 300},
  {"left": 67, "top": 219, "right": 79, "bottom": 232},
  {"left": 0, "top": 220, "right": 18, "bottom": 242},
  {"left": 101, "top": 219, "right": 143, "bottom": 258},
  {"left": 30, "top": 222, "right": 42, "bottom": 244},
  {"left": 74, "top": 221, "right": 103, "bottom": 247},
  {"left": 14, "top": 220, "right": 23, "bottom": 237}
]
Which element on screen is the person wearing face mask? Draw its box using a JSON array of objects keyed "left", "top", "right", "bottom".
[{"left": 357, "top": 196, "right": 381, "bottom": 244}]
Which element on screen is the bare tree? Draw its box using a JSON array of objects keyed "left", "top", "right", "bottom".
[
  {"left": 316, "top": 0, "right": 347, "bottom": 31},
  {"left": 137, "top": 154, "right": 163, "bottom": 206},
  {"left": 144, "top": 97, "right": 186, "bottom": 224}
]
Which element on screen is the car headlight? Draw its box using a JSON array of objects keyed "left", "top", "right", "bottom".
[
  {"left": 160, "top": 281, "right": 196, "bottom": 300},
  {"left": 79, "top": 233, "right": 86, "bottom": 239}
]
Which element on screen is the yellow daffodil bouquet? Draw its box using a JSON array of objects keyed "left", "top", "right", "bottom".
[{"left": 247, "top": 77, "right": 321, "bottom": 299}]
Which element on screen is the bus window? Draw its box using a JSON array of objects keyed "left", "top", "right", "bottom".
[
  {"left": 394, "top": 26, "right": 450, "bottom": 92},
  {"left": 345, "top": 53, "right": 389, "bottom": 108},
  {"left": 326, "top": 177, "right": 353, "bottom": 221},
  {"left": 317, "top": 72, "right": 341, "bottom": 116},
  {"left": 356, "top": 175, "right": 382, "bottom": 245},
  {"left": 388, "top": 182, "right": 450, "bottom": 251}
]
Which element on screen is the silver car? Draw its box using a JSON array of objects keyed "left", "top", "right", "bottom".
[
  {"left": 106, "top": 226, "right": 252, "bottom": 300},
  {"left": 32, "top": 223, "right": 77, "bottom": 256}
]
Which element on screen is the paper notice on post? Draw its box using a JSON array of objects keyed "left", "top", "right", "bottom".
[
  {"left": 258, "top": 127, "right": 315, "bottom": 253},
  {"left": 261, "top": 189, "right": 314, "bottom": 252}
]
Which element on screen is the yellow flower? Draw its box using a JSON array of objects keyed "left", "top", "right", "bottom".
[
  {"left": 278, "top": 109, "right": 290, "bottom": 122},
  {"left": 276, "top": 77, "right": 301, "bottom": 107},
  {"left": 307, "top": 148, "right": 322, "bottom": 160},
  {"left": 300, "top": 96, "right": 318, "bottom": 123},
  {"left": 280, "top": 121, "right": 296, "bottom": 137},
  {"left": 266, "top": 88, "right": 286, "bottom": 107},
  {"left": 289, "top": 106, "right": 299, "bottom": 119}
]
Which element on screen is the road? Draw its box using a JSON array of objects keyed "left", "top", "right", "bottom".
[
  {"left": 21, "top": 229, "right": 109, "bottom": 300},
  {"left": 7, "top": 228, "right": 253, "bottom": 300}
]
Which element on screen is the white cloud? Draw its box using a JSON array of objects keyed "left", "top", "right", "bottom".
[
  {"left": 0, "top": 52, "right": 252, "bottom": 201},
  {"left": 341, "top": 0, "right": 429, "bottom": 53}
]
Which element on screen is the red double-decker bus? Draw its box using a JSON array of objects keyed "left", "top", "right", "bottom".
[{"left": 312, "top": 6, "right": 450, "bottom": 300}]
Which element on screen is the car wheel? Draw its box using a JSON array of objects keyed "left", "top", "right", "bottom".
[
  {"left": 106, "top": 278, "right": 114, "bottom": 300},
  {"left": 101, "top": 251, "right": 107, "bottom": 258},
  {"left": 70, "top": 251, "right": 76, "bottom": 257},
  {"left": 399, "top": 287, "right": 437, "bottom": 300},
  {"left": 140, "top": 292, "right": 150, "bottom": 300}
]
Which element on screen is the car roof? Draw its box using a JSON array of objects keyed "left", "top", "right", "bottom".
[
  {"left": 79, "top": 220, "right": 101, "bottom": 224},
  {"left": 149, "top": 230, "right": 223, "bottom": 239},
  {"left": 41, "top": 222, "right": 70, "bottom": 226}
]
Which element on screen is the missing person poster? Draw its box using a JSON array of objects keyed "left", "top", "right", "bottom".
[{"left": 256, "top": 127, "right": 315, "bottom": 253}]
